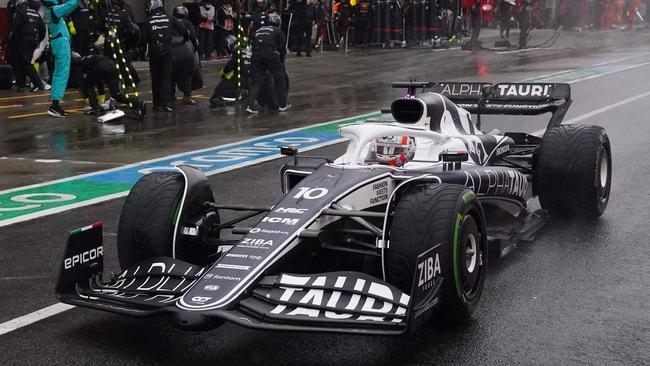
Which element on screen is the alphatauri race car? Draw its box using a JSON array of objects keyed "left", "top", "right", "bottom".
[{"left": 56, "top": 81, "right": 612, "bottom": 335}]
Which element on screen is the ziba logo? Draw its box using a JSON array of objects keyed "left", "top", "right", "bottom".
[
  {"left": 240, "top": 238, "right": 274, "bottom": 246},
  {"left": 417, "top": 253, "right": 441, "bottom": 288}
]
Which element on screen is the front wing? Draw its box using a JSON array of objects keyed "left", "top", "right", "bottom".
[{"left": 56, "top": 223, "right": 442, "bottom": 335}]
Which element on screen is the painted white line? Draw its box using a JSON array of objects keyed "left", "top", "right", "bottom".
[
  {"left": 522, "top": 52, "right": 650, "bottom": 81},
  {"left": 562, "top": 61, "right": 650, "bottom": 84},
  {"left": 497, "top": 47, "right": 542, "bottom": 54},
  {"left": 532, "top": 89, "right": 650, "bottom": 136},
  {"left": 0, "top": 303, "right": 74, "bottom": 336},
  {"left": 1, "top": 275, "right": 49, "bottom": 281}
]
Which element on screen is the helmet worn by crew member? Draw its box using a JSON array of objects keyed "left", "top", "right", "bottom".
[{"left": 173, "top": 5, "right": 189, "bottom": 19}]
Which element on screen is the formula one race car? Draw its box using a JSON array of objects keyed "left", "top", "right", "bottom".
[{"left": 56, "top": 81, "right": 612, "bottom": 335}]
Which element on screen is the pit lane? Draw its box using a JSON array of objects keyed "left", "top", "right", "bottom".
[{"left": 1, "top": 29, "right": 649, "bottom": 365}]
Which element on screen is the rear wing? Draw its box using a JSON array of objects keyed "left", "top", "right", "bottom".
[{"left": 392, "top": 81, "right": 572, "bottom": 127}]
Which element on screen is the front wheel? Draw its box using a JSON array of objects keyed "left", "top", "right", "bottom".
[
  {"left": 388, "top": 184, "right": 487, "bottom": 322},
  {"left": 117, "top": 172, "right": 184, "bottom": 270}
]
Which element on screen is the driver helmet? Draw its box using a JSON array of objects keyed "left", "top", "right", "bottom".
[{"left": 372, "top": 136, "right": 416, "bottom": 167}]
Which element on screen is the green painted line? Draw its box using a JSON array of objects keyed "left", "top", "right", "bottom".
[{"left": 0, "top": 181, "right": 130, "bottom": 221}]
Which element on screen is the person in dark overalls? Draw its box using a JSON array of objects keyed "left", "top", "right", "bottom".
[
  {"left": 469, "top": 0, "right": 482, "bottom": 51},
  {"left": 9, "top": 0, "right": 47, "bottom": 92},
  {"left": 171, "top": 5, "right": 199, "bottom": 105},
  {"left": 69, "top": 0, "right": 91, "bottom": 55},
  {"left": 141, "top": 0, "right": 189, "bottom": 112},
  {"left": 497, "top": 0, "right": 514, "bottom": 39},
  {"left": 246, "top": 13, "right": 289, "bottom": 114},
  {"left": 518, "top": 0, "right": 532, "bottom": 49},
  {"left": 290, "top": 0, "right": 316, "bottom": 56},
  {"left": 355, "top": 0, "right": 371, "bottom": 47}
]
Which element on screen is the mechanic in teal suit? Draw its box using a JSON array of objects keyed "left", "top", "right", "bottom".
[{"left": 43, "top": 0, "right": 80, "bottom": 117}]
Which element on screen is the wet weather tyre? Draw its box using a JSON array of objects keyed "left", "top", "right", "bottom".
[
  {"left": 388, "top": 184, "right": 487, "bottom": 322},
  {"left": 535, "top": 124, "right": 611, "bottom": 218},
  {"left": 117, "top": 172, "right": 184, "bottom": 270}
]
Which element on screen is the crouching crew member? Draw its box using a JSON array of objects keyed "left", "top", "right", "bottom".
[
  {"left": 72, "top": 51, "right": 146, "bottom": 119},
  {"left": 210, "top": 35, "right": 247, "bottom": 106},
  {"left": 246, "top": 12, "right": 289, "bottom": 114}
]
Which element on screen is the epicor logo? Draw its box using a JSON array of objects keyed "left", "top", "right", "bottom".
[{"left": 64, "top": 246, "right": 103, "bottom": 270}]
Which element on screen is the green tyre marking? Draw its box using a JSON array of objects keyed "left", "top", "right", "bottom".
[{"left": 452, "top": 213, "right": 463, "bottom": 299}]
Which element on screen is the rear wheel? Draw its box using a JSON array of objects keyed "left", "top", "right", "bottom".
[
  {"left": 388, "top": 184, "right": 487, "bottom": 322},
  {"left": 117, "top": 172, "right": 185, "bottom": 270},
  {"left": 535, "top": 124, "right": 612, "bottom": 218}
]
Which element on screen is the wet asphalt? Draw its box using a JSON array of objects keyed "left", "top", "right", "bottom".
[{"left": 1, "top": 29, "right": 650, "bottom": 365}]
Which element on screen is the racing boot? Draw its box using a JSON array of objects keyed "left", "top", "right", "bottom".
[
  {"left": 131, "top": 100, "right": 147, "bottom": 120},
  {"left": 154, "top": 105, "right": 174, "bottom": 113},
  {"left": 48, "top": 101, "right": 69, "bottom": 118},
  {"left": 31, "top": 84, "right": 47, "bottom": 92},
  {"left": 246, "top": 102, "right": 261, "bottom": 114},
  {"left": 209, "top": 96, "right": 227, "bottom": 107},
  {"left": 278, "top": 103, "right": 291, "bottom": 112},
  {"left": 182, "top": 96, "right": 197, "bottom": 105},
  {"left": 84, "top": 106, "right": 103, "bottom": 116}
]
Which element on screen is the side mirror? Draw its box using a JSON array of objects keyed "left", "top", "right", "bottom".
[{"left": 280, "top": 146, "right": 298, "bottom": 156}]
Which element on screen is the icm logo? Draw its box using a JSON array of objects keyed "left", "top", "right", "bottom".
[
  {"left": 261, "top": 217, "right": 299, "bottom": 226},
  {"left": 64, "top": 246, "right": 103, "bottom": 270},
  {"left": 191, "top": 296, "right": 212, "bottom": 304},
  {"left": 275, "top": 207, "right": 308, "bottom": 214},
  {"left": 204, "top": 285, "right": 220, "bottom": 291}
]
